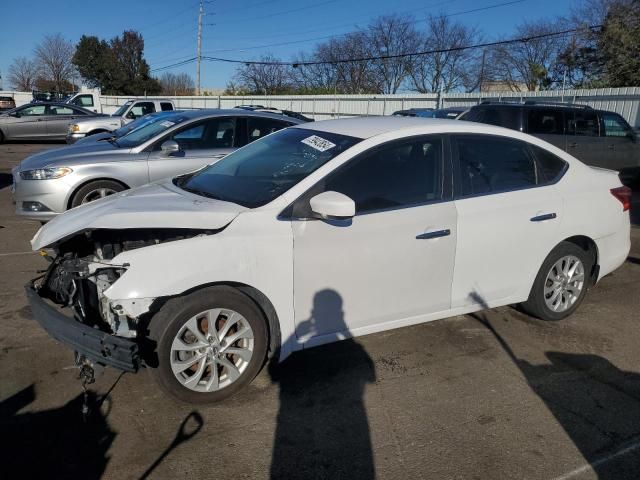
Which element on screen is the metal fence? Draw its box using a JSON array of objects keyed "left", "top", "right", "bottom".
[{"left": 3, "top": 86, "right": 639, "bottom": 127}]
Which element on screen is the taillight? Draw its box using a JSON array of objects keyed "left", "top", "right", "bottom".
[{"left": 610, "top": 186, "right": 632, "bottom": 211}]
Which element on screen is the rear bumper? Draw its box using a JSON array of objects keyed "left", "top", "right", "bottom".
[{"left": 25, "top": 282, "right": 139, "bottom": 372}]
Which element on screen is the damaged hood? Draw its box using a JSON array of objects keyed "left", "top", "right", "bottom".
[{"left": 31, "top": 181, "right": 248, "bottom": 250}]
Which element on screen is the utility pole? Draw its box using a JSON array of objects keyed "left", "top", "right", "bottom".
[{"left": 196, "top": 0, "right": 203, "bottom": 96}]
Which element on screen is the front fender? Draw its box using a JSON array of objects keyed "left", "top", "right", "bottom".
[{"left": 103, "top": 212, "right": 297, "bottom": 359}]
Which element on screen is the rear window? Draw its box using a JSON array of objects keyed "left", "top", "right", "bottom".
[
  {"left": 463, "top": 107, "right": 521, "bottom": 131},
  {"left": 567, "top": 110, "right": 599, "bottom": 136}
]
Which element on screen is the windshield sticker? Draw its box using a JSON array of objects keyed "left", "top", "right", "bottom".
[
  {"left": 160, "top": 121, "right": 175, "bottom": 128},
  {"left": 301, "top": 135, "right": 336, "bottom": 152}
]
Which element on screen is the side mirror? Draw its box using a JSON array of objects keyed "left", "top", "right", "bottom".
[
  {"left": 8, "top": 111, "right": 19, "bottom": 118},
  {"left": 309, "top": 191, "right": 355, "bottom": 220},
  {"left": 160, "top": 140, "right": 181, "bottom": 156},
  {"left": 126, "top": 111, "right": 136, "bottom": 119}
]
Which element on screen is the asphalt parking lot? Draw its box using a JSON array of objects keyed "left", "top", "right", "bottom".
[{"left": 1, "top": 142, "right": 640, "bottom": 480}]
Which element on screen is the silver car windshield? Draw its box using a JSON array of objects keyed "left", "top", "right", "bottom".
[
  {"left": 116, "top": 115, "right": 189, "bottom": 148},
  {"left": 177, "top": 128, "right": 361, "bottom": 208},
  {"left": 112, "top": 101, "right": 133, "bottom": 117}
]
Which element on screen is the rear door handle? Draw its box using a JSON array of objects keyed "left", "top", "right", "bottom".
[
  {"left": 608, "top": 144, "right": 615, "bottom": 150},
  {"left": 530, "top": 213, "right": 557, "bottom": 222},
  {"left": 416, "top": 229, "right": 451, "bottom": 240},
  {"left": 568, "top": 142, "right": 578, "bottom": 148}
]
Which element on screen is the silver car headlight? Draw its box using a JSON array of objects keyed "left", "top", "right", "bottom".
[
  {"left": 69, "top": 124, "right": 80, "bottom": 132},
  {"left": 20, "top": 167, "right": 73, "bottom": 180}
]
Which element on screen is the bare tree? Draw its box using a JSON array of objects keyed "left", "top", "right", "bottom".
[
  {"left": 33, "top": 33, "right": 76, "bottom": 92},
  {"left": 486, "top": 19, "right": 567, "bottom": 91},
  {"left": 410, "top": 14, "right": 482, "bottom": 93},
  {"left": 8, "top": 57, "right": 38, "bottom": 91},
  {"left": 367, "top": 15, "right": 421, "bottom": 94},
  {"left": 159, "top": 72, "right": 195, "bottom": 95},
  {"left": 232, "top": 55, "right": 293, "bottom": 95}
]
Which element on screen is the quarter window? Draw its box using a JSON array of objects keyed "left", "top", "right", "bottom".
[
  {"left": 530, "top": 145, "right": 567, "bottom": 183},
  {"left": 73, "top": 95, "right": 94, "bottom": 107},
  {"left": 323, "top": 137, "right": 443, "bottom": 213},
  {"left": 160, "top": 102, "right": 174, "bottom": 111},
  {"left": 455, "top": 135, "right": 537, "bottom": 196},
  {"left": 464, "top": 107, "right": 521, "bottom": 131},
  {"left": 602, "top": 113, "right": 631, "bottom": 137}
]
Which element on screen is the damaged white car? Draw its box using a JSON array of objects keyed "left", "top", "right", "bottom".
[{"left": 27, "top": 117, "right": 631, "bottom": 403}]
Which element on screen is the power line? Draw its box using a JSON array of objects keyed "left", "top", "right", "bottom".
[
  {"left": 200, "top": 0, "right": 526, "bottom": 56},
  {"left": 204, "top": 25, "right": 602, "bottom": 66},
  {"left": 151, "top": 24, "right": 599, "bottom": 72}
]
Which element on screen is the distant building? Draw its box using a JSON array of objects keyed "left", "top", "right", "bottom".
[
  {"left": 201, "top": 88, "right": 226, "bottom": 96},
  {"left": 481, "top": 81, "right": 536, "bottom": 93}
]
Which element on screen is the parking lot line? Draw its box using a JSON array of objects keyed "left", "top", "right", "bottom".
[
  {"left": 0, "top": 251, "right": 36, "bottom": 257},
  {"left": 551, "top": 438, "right": 640, "bottom": 480}
]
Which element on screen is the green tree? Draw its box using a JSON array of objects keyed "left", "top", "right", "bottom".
[
  {"left": 599, "top": 0, "right": 640, "bottom": 86},
  {"left": 72, "top": 31, "right": 160, "bottom": 95}
]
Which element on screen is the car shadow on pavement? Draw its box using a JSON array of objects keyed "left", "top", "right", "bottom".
[
  {"left": 269, "top": 289, "right": 376, "bottom": 480},
  {"left": 468, "top": 294, "right": 640, "bottom": 479},
  {"left": 0, "top": 384, "right": 116, "bottom": 479},
  {"left": 0, "top": 173, "right": 12, "bottom": 189}
]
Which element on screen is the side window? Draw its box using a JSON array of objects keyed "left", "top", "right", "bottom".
[
  {"left": 530, "top": 145, "right": 567, "bottom": 183},
  {"left": 246, "top": 117, "right": 289, "bottom": 143},
  {"left": 129, "top": 102, "right": 155, "bottom": 119},
  {"left": 602, "top": 113, "right": 631, "bottom": 137},
  {"left": 72, "top": 95, "right": 94, "bottom": 108},
  {"left": 455, "top": 135, "right": 537, "bottom": 196},
  {"left": 49, "top": 106, "right": 74, "bottom": 115},
  {"left": 464, "top": 107, "right": 520, "bottom": 131},
  {"left": 527, "top": 109, "right": 564, "bottom": 135},
  {"left": 323, "top": 137, "right": 443, "bottom": 214},
  {"left": 567, "top": 110, "right": 599, "bottom": 136},
  {"left": 19, "top": 105, "right": 47, "bottom": 116},
  {"left": 165, "top": 118, "right": 235, "bottom": 150},
  {"left": 160, "top": 102, "right": 174, "bottom": 112}
]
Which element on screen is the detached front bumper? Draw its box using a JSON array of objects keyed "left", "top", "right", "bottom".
[{"left": 25, "top": 282, "right": 139, "bottom": 372}]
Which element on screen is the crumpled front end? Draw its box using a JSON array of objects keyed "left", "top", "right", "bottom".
[{"left": 29, "top": 227, "right": 216, "bottom": 371}]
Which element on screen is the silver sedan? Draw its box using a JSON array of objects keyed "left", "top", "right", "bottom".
[
  {"left": 12, "top": 109, "right": 305, "bottom": 221},
  {"left": 0, "top": 102, "right": 98, "bottom": 142}
]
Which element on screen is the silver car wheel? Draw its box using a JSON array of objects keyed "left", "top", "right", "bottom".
[
  {"left": 544, "top": 255, "right": 585, "bottom": 313},
  {"left": 80, "top": 187, "right": 118, "bottom": 204},
  {"left": 170, "top": 308, "right": 255, "bottom": 393}
]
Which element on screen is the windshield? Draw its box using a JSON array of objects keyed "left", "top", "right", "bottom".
[
  {"left": 178, "top": 128, "right": 361, "bottom": 208},
  {"left": 113, "top": 113, "right": 159, "bottom": 137},
  {"left": 112, "top": 101, "right": 133, "bottom": 117},
  {"left": 116, "top": 114, "right": 189, "bottom": 148}
]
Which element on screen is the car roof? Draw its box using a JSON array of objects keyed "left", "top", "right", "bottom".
[
  {"left": 292, "top": 115, "right": 535, "bottom": 140},
  {"left": 162, "top": 108, "right": 306, "bottom": 123}
]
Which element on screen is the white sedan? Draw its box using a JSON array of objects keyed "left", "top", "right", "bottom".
[{"left": 28, "top": 117, "right": 631, "bottom": 403}]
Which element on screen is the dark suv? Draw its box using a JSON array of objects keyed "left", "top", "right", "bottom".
[{"left": 460, "top": 101, "right": 640, "bottom": 185}]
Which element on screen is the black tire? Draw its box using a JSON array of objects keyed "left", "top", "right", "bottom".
[
  {"left": 70, "top": 180, "right": 125, "bottom": 208},
  {"left": 520, "top": 241, "right": 594, "bottom": 321},
  {"left": 149, "top": 286, "right": 268, "bottom": 404}
]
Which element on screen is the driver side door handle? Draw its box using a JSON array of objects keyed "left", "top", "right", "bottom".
[{"left": 416, "top": 229, "right": 451, "bottom": 240}]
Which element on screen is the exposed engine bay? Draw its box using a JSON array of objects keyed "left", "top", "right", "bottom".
[{"left": 38, "top": 228, "right": 216, "bottom": 338}]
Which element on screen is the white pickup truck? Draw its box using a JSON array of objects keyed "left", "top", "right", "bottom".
[
  {"left": 65, "top": 92, "right": 103, "bottom": 113},
  {"left": 66, "top": 98, "right": 175, "bottom": 144}
]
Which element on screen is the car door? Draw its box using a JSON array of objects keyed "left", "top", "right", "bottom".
[
  {"left": 450, "top": 134, "right": 565, "bottom": 308},
  {"left": 566, "top": 108, "right": 604, "bottom": 166},
  {"left": 5, "top": 104, "right": 48, "bottom": 139},
  {"left": 147, "top": 117, "right": 238, "bottom": 182},
  {"left": 525, "top": 107, "right": 567, "bottom": 151},
  {"left": 291, "top": 135, "right": 457, "bottom": 343},
  {"left": 45, "top": 105, "right": 87, "bottom": 138},
  {"left": 600, "top": 112, "right": 639, "bottom": 171}
]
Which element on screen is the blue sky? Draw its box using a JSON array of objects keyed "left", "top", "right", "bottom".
[{"left": 0, "top": 0, "right": 575, "bottom": 91}]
